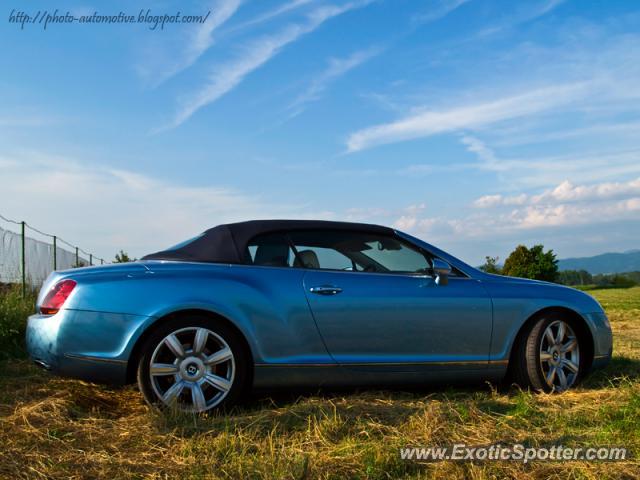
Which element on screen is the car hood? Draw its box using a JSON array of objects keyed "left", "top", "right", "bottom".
[{"left": 480, "top": 272, "right": 557, "bottom": 286}]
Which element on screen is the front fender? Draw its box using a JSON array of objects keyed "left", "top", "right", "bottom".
[{"left": 483, "top": 279, "right": 611, "bottom": 362}]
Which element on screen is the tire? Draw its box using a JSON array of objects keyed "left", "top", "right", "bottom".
[
  {"left": 136, "top": 315, "right": 249, "bottom": 413},
  {"left": 512, "top": 315, "right": 583, "bottom": 392}
]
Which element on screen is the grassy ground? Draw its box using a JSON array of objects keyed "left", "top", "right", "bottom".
[{"left": 0, "top": 287, "right": 638, "bottom": 479}]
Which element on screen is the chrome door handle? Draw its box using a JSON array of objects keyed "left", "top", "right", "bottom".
[{"left": 309, "top": 285, "right": 343, "bottom": 295}]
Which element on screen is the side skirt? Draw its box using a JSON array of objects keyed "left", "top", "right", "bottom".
[{"left": 252, "top": 363, "right": 507, "bottom": 389}]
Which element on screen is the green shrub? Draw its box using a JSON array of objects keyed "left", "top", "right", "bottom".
[{"left": 0, "top": 285, "right": 36, "bottom": 359}]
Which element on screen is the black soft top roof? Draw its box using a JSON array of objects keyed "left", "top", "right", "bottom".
[{"left": 142, "top": 219, "right": 395, "bottom": 264}]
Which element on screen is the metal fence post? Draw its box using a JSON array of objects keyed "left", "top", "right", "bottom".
[
  {"left": 75, "top": 246, "right": 79, "bottom": 267},
  {"left": 89, "top": 253, "right": 93, "bottom": 266},
  {"left": 21, "top": 221, "right": 26, "bottom": 297},
  {"left": 101, "top": 259, "right": 104, "bottom": 265},
  {"left": 53, "top": 235, "right": 57, "bottom": 271}
]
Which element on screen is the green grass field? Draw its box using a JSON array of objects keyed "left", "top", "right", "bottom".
[{"left": 0, "top": 287, "right": 638, "bottom": 479}]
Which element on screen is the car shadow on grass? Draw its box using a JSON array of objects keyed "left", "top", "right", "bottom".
[
  {"left": 244, "top": 354, "right": 640, "bottom": 407},
  {"left": 582, "top": 355, "right": 640, "bottom": 388}
]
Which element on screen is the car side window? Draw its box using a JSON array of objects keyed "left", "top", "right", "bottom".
[
  {"left": 245, "top": 232, "right": 295, "bottom": 267},
  {"left": 293, "top": 245, "right": 354, "bottom": 270},
  {"left": 288, "top": 230, "right": 431, "bottom": 274}
]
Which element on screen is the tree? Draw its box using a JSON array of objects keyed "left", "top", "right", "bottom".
[
  {"left": 479, "top": 256, "right": 502, "bottom": 274},
  {"left": 557, "top": 269, "right": 592, "bottom": 286},
  {"left": 114, "top": 250, "right": 136, "bottom": 263},
  {"left": 502, "top": 244, "right": 558, "bottom": 282},
  {"left": 593, "top": 273, "right": 638, "bottom": 288}
]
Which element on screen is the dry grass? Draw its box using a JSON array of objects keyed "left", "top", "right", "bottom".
[{"left": 1, "top": 288, "right": 639, "bottom": 479}]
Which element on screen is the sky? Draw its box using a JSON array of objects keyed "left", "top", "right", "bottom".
[{"left": 1, "top": 0, "right": 640, "bottom": 265}]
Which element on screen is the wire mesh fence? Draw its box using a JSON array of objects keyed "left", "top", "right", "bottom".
[{"left": 0, "top": 213, "right": 107, "bottom": 294}]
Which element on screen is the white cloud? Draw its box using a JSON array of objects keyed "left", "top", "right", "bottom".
[
  {"left": 227, "top": 0, "right": 315, "bottom": 33},
  {"left": 474, "top": 177, "right": 640, "bottom": 208},
  {"left": 458, "top": 132, "right": 640, "bottom": 189},
  {"left": 468, "top": 177, "right": 640, "bottom": 230},
  {"left": 412, "top": 0, "right": 471, "bottom": 24},
  {"left": 288, "top": 47, "right": 381, "bottom": 118},
  {"left": 143, "top": 0, "right": 243, "bottom": 86},
  {"left": 393, "top": 215, "right": 417, "bottom": 230},
  {"left": 478, "top": 0, "right": 567, "bottom": 37},
  {"left": 349, "top": 17, "right": 640, "bottom": 157},
  {"left": 388, "top": 176, "right": 640, "bottom": 264},
  {"left": 513, "top": 198, "right": 640, "bottom": 229},
  {"left": 185, "top": 1, "right": 243, "bottom": 68},
  {"left": 0, "top": 152, "right": 308, "bottom": 258},
  {"left": 473, "top": 194, "right": 503, "bottom": 208},
  {"left": 390, "top": 204, "right": 429, "bottom": 231},
  {"left": 489, "top": 121, "right": 640, "bottom": 148},
  {"left": 166, "top": 0, "right": 375, "bottom": 130},
  {"left": 460, "top": 134, "right": 498, "bottom": 167},
  {"left": 532, "top": 178, "right": 640, "bottom": 204},
  {"left": 0, "top": 111, "right": 61, "bottom": 128},
  {"left": 346, "top": 82, "right": 590, "bottom": 152},
  {"left": 2, "top": 153, "right": 637, "bottom": 266}
]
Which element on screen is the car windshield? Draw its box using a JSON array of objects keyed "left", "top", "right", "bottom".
[{"left": 165, "top": 233, "right": 204, "bottom": 251}]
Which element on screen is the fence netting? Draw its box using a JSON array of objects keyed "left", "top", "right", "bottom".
[{"left": 0, "top": 218, "right": 105, "bottom": 288}]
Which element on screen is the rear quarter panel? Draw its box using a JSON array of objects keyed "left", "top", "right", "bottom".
[{"left": 55, "top": 262, "right": 331, "bottom": 365}]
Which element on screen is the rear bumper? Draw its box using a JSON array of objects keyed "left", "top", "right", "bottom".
[{"left": 26, "top": 309, "right": 153, "bottom": 385}]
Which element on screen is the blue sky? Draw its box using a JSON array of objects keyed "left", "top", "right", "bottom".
[{"left": 1, "top": 0, "right": 639, "bottom": 264}]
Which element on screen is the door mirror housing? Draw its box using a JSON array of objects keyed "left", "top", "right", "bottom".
[{"left": 431, "top": 258, "right": 451, "bottom": 285}]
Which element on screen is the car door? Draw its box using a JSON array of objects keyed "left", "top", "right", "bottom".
[{"left": 290, "top": 230, "right": 493, "bottom": 370}]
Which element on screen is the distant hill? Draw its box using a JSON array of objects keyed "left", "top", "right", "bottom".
[{"left": 558, "top": 250, "right": 640, "bottom": 274}]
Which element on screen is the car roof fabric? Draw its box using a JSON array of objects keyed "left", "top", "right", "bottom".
[{"left": 141, "top": 219, "right": 394, "bottom": 264}]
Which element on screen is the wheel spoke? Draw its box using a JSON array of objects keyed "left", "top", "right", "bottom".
[
  {"left": 540, "top": 351, "right": 553, "bottom": 362},
  {"left": 555, "top": 322, "right": 566, "bottom": 344},
  {"left": 205, "top": 347, "right": 233, "bottom": 366},
  {"left": 193, "top": 328, "right": 208, "bottom": 355},
  {"left": 204, "top": 373, "right": 231, "bottom": 392},
  {"left": 546, "top": 366, "right": 557, "bottom": 386},
  {"left": 191, "top": 383, "right": 207, "bottom": 411},
  {"left": 544, "top": 328, "right": 555, "bottom": 346},
  {"left": 563, "top": 359, "right": 579, "bottom": 373},
  {"left": 561, "top": 338, "right": 577, "bottom": 353},
  {"left": 150, "top": 363, "right": 179, "bottom": 376},
  {"left": 557, "top": 368, "right": 568, "bottom": 390},
  {"left": 162, "top": 380, "right": 185, "bottom": 404},
  {"left": 165, "top": 334, "right": 185, "bottom": 358}
]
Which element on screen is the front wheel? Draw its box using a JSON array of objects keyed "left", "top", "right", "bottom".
[
  {"left": 512, "top": 316, "right": 583, "bottom": 392},
  {"left": 136, "top": 316, "right": 249, "bottom": 413}
]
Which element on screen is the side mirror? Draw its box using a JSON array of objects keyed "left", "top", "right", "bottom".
[{"left": 432, "top": 258, "right": 451, "bottom": 286}]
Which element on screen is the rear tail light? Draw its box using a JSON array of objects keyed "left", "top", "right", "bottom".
[{"left": 40, "top": 279, "right": 77, "bottom": 315}]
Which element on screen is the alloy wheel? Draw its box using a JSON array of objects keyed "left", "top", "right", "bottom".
[
  {"left": 539, "top": 320, "right": 580, "bottom": 391},
  {"left": 149, "top": 327, "right": 235, "bottom": 412}
]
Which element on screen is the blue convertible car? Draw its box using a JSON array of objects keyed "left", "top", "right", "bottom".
[{"left": 26, "top": 220, "right": 612, "bottom": 413}]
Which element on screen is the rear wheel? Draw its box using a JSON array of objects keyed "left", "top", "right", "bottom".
[
  {"left": 136, "top": 316, "right": 249, "bottom": 413},
  {"left": 512, "top": 315, "right": 583, "bottom": 392}
]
